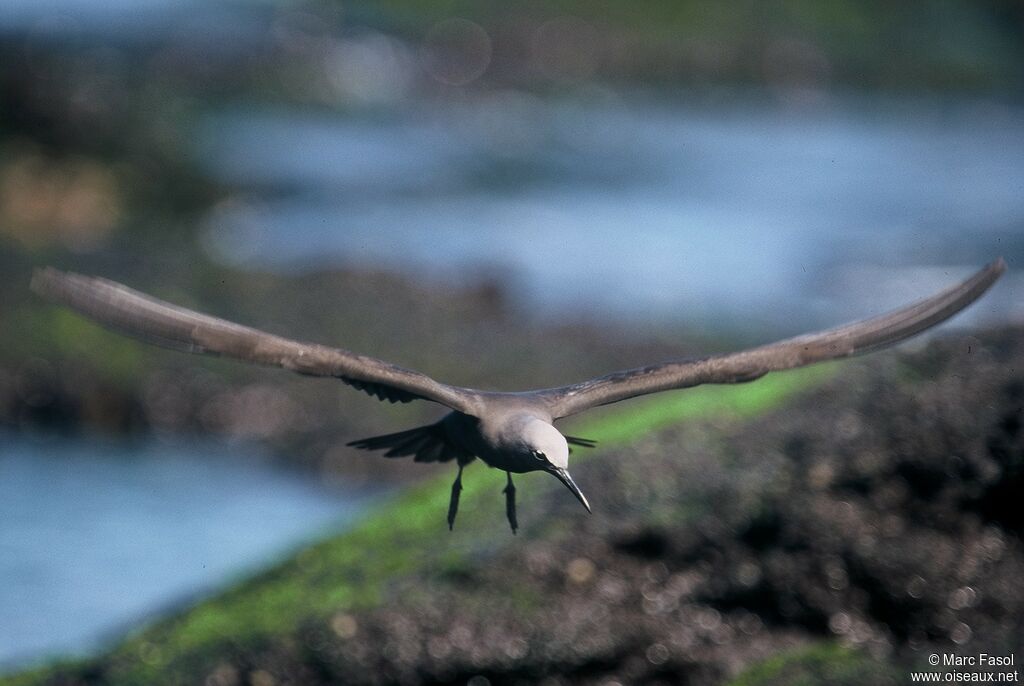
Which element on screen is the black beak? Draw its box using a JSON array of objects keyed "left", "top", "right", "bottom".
[{"left": 550, "top": 467, "right": 591, "bottom": 513}]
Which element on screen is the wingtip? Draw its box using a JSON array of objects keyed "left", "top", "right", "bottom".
[
  {"left": 30, "top": 266, "right": 80, "bottom": 304},
  {"left": 974, "top": 257, "right": 1007, "bottom": 294}
]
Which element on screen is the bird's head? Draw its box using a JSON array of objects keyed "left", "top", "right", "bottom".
[{"left": 522, "top": 419, "right": 591, "bottom": 513}]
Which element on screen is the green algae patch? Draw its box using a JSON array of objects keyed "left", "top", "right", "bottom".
[
  {"left": 4, "top": 306, "right": 148, "bottom": 385},
  {"left": 727, "top": 642, "right": 899, "bottom": 686}
]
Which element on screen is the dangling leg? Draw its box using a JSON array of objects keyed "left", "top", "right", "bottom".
[
  {"left": 504, "top": 471, "right": 518, "bottom": 534},
  {"left": 447, "top": 465, "right": 464, "bottom": 531}
]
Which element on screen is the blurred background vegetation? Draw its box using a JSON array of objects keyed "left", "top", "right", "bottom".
[{"left": 1, "top": 0, "right": 1022, "bottom": 684}]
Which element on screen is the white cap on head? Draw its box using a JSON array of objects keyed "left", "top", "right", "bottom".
[{"left": 523, "top": 418, "right": 570, "bottom": 469}]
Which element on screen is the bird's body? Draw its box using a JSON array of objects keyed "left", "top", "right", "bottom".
[
  {"left": 349, "top": 404, "right": 585, "bottom": 530},
  {"left": 445, "top": 399, "right": 575, "bottom": 469},
  {"left": 451, "top": 409, "right": 547, "bottom": 473},
  {"left": 346, "top": 398, "right": 562, "bottom": 472},
  {"left": 30, "top": 259, "right": 1006, "bottom": 532}
]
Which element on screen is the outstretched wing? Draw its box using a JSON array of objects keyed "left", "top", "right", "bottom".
[
  {"left": 31, "top": 268, "right": 484, "bottom": 414},
  {"left": 540, "top": 259, "right": 1005, "bottom": 419}
]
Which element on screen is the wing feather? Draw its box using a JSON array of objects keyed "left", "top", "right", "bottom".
[
  {"left": 541, "top": 259, "right": 1005, "bottom": 418},
  {"left": 31, "top": 268, "right": 482, "bottom": 414}
]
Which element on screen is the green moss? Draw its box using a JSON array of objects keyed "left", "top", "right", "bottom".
[
  {"left": 2, "top": 306, "right": 147, "bottom": 385},
  {"left": 727, "top": 642, "right": 899, "bottom": 686}
]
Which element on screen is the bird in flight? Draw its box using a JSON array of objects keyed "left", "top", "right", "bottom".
[{"left": 31, "top": 260, "right": 1005, "bottom": 532}]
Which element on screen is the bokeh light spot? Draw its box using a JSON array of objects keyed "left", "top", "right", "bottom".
[{"left": 420, "top": 18, "right": 491, "bottom": 86}]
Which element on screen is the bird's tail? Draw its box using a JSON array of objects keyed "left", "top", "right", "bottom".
[
  {"left": 565, "top": 435, "right": 597, "bottom": 449},
  {"left": 347, "top": 422, "right": 470, "bottom": 464},
  {"left": 565, "top": 435, "right": 598, "bottom": 454}
]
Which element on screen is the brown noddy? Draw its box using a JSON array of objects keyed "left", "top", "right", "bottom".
[{"left": 30, "top": 259, "right": 1006, "bottom": 532}]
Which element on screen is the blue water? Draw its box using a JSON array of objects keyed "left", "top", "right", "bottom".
[
  {"left": 0, "top": 434, "right": 381, "bottom": 670},
  {"left": 198, "top": 97, "right": 1024, "bottom": 334}
]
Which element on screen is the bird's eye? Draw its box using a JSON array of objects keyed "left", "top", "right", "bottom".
[{"left": 532, "top": 450, "right": 547, "bottom": 462}]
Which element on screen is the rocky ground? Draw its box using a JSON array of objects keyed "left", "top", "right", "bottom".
[{"left": 13, "top": 326, "right": 1022, "bottom": 686}]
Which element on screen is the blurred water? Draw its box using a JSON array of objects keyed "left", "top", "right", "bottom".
[
  {"left": 0, "top": 0, "right": 258, "bottom": 39},
  {"left": 200, "top": 96, "right": 1024, "bottom": 334},
  {"left": 0, "top": 434, "right": 379, "bottom": 671}
]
